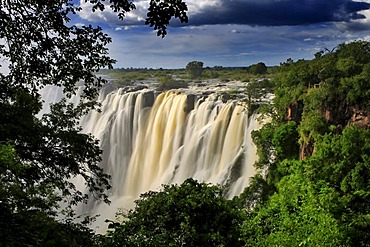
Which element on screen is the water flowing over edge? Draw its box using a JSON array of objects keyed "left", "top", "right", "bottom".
[{"left": 40, "top": 85, "right": 262, "bottom": 232}]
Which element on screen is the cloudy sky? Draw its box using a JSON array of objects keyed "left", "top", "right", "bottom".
[{"left": 74, "top": 0, "right": 370, "bottom": 69}]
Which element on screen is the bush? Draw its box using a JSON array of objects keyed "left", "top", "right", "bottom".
[
  {"left": 103, "top": 179, "right": 245, "bottom": 247},
  {"left": 157, "top": 75, "right": 188, "bottom": 90}
]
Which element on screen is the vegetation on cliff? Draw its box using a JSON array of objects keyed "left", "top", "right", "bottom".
[{"left": 247, "top": 40, "right": 370, "bottom": 246}]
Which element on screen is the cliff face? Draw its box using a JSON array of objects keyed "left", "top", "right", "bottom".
[
  {"left": 284, "top": 101, "right": 369, "bottom": 160},
  {"left": 284, "top": 100, "right": 303, "bottom": 122},
  {"left": 299, "top": 141, "right": 315, "bottom": 160},
  {"left": 323, "top": 106, "right": 348, "bottom": 127},
  {"left": 323, "top": 106, "right": 370, "bottom": 128},
  {"left": 348, "top": 108, "right": 370, "bottom": 129}
]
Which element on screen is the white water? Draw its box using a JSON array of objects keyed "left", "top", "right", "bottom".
[{"left": 40, "top": 85, "right": 261, "bottom": 232}]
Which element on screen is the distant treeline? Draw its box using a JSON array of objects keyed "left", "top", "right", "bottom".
[{"left": 100, "top": 62, "right": 276, "bottom": 88}]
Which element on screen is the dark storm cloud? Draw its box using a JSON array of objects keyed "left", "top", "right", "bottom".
[{"left": 186, "top": 0, "right": 370, "bottom": 28}]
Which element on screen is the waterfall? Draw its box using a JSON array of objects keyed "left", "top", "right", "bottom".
[{"left": 40, "top": 85, "right": 261, "bottom": 232}]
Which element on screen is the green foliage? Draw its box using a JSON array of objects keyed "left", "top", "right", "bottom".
[
  {"left": 186, "top": 61, "right": 204, "bottom": 79},
  {"left": 241, "top": 127, "right": 370, "bottom": 246},
  {"left": 272, "top": 121, "right": 299, "bottom": 160},
  {"left": 157, "top": 75, "right": 188, "bottom": 90},
  {"left": 307, "top": 127, "right": 370, "bottom": 200},
  {"left": 0, "top": 143, "right": 101, "bottom": 246},
  {"left": 247, "top": 41, "right": 370, "bottom": 246},
  {"left": 271, "top": 40, "right": 370, "bottom": 147},
  {"left": 0, "top": 84, "right": 111, "bottom": 209},
  {"left": 245, "top": 78, "right": 274, "bottom": 112},
  {"left": 302, "top": 127, "right": 370, "bottom": 246},
  {"left": 242, "top": 168, "right": 346, "bottom": 246},
  {"left": 104, "top": 179, "right": 245, "bottom": 246},
  {"left": 202, "top": 69, "right": 220, "bottom": 78},
  {"left": 252, "top": 123, "right": 275, "bottom": 170},
  {"left": 252, "top": 121, "right": 299, "bottom": 187},
  {"left": 234, "top": 174, "right": 273, "bottom": 210},
  {"left": 100, "top": 66, "right": 273, "bottom": 84},
  {"left": 336, "top": 57, "right": 362, "bottom": 77},
  {"left": 273, "top": 60, "right": 313, "bottom": 116},
  {"left": 146, "top": 0, "right": 188, "bottom": 37},
  {"left": 0, "top": 209, "right": 100, "bottom": 247},
  {"left": 298, "top": 110, "right": 327, "bottom": 143},
  {"left": 247, "top": 62, "right": 268, "bottom": 75},
  {"left": 340, "top": 63, "right": 370, "bottom": 107}
]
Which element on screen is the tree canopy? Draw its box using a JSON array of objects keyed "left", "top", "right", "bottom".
[
  {"left": 103, "top": 179, "right": 245, "bottom": 247},
  {"left": 186, "top": 61, "right": 204, "bottom": 79},
  {"left": 247, "top": 62, "right": 268, "bottom": 75}
]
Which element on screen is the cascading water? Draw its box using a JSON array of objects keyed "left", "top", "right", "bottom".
[{"left": 40, "top": 84, "right": 261, "bottom": 232}]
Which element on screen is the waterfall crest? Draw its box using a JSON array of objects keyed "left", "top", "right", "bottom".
[{"left": 40, "top": 86, "right": 261, "bottom": 231}]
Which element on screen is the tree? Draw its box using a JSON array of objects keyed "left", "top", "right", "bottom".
[
  {"left": 0, "top": 0, "right": 188, "bottom": 245},
  {"left": 244, "top": 78, "right": 273, "bottom": 112},
  {"left": 304, "top": 126, "right": 370, "bottom": 246},
  {"left": 247, "top": 62, "right": 267, "bottom": 75},
  {"left": 104, "top": 179, "right": 245, "bottom": 246},
  {"left": 186, "top": 61, "right": 204, "bottom": 78},
  {"left": 0, "top": 143, "right": 101, "bottom": 246},
  {"left": 242, "top": 168, "right": 346, "bottom": 246}
]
